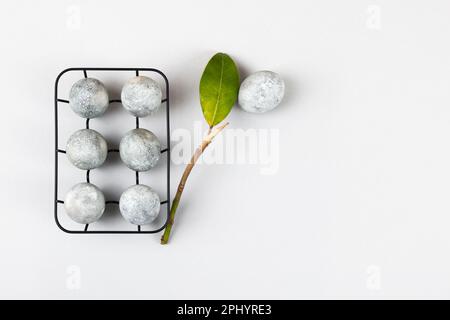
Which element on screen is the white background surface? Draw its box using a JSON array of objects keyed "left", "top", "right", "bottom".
[{"left": 1, "top": 0, "right": 450, "bottom": 299}]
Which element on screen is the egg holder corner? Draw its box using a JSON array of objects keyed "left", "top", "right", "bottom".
[{"left": 54, "top": 67, "right": 170, "bottom": 234}]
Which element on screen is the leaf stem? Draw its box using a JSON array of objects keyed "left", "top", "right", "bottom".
[{"left": 161, "top": 122, "right": 229, "bottom": 244}]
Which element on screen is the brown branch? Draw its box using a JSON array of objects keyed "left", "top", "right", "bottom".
[{"left": 161, "top": 122, "right": 229, "bottom": 244}]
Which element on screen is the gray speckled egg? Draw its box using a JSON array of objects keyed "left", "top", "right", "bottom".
[
  {"left": 66, "top": 129, "right": 108, "bottom": 170},
  {"left": 119, "top": 184, "right": 160, "bottom": 225},
  {"left": 64, "top": 183, "right": 105, "bottom": 224},
  {"left": 69, "top": 78, "right": 109, "bottom": 118},
  {"left": 119, "top": 128, "right": 161, "bottom": 172},
  {"left": 238, "top": 71, "right": 285, "bottom": 113},
  {"left": 121, "top": 76, "right": 162, "bottom": 117}
]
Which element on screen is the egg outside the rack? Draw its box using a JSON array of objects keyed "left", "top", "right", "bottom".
[
  {"left": 238, "top": 71, "right": 285, "bottom": 113},
  {"left": 119, "top": 128, "right": 161, "bottom": 172},
  {"left": 64, "top": 182, "right": 105, "bottom": 224},
  {"left": 69, "top": 78, "right": 109, "bottom": 118},
  {"left": 66, "top": 129, "right": 108, "bottom": 170},
  {"left": 119, "top": 184, "right": 161, "bottom": 225},
  {"left": 121, "top": 76, "right": 162, "bottom": 117}
]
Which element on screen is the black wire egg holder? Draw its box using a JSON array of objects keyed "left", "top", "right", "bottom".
[{"left": 54, "top": 68, "right": 170, "bottom": 234}]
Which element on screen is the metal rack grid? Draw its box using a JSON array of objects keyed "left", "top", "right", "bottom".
[{"left": 54, "top": 67, "right": 170, "bottom": 234}]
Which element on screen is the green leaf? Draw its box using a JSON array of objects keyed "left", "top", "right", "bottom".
[{"left": 199, "top": 52, "right": 240, "bottom": 127}]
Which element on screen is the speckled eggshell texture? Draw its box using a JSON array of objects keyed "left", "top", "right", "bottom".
[
  {"left": 64, "top": 183, "right": 105, "bottom": 224},
  {"left": 119, "top": 128, "right": 161, "bottom": 172},
  {"left": 121, "top": 76, "right": 162, "bottom": 117},
  {"left": 119, "top": 184, "right": 160, "bottom": 225},
  {"left": 238, "top": 71, "right": 285, "bottom": 113},
  {"left": 66, "top": 129, "right": 108, "bottom": 170},
  {"left": 69, "top": 78, "right": 109, "bottom": 118}
]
